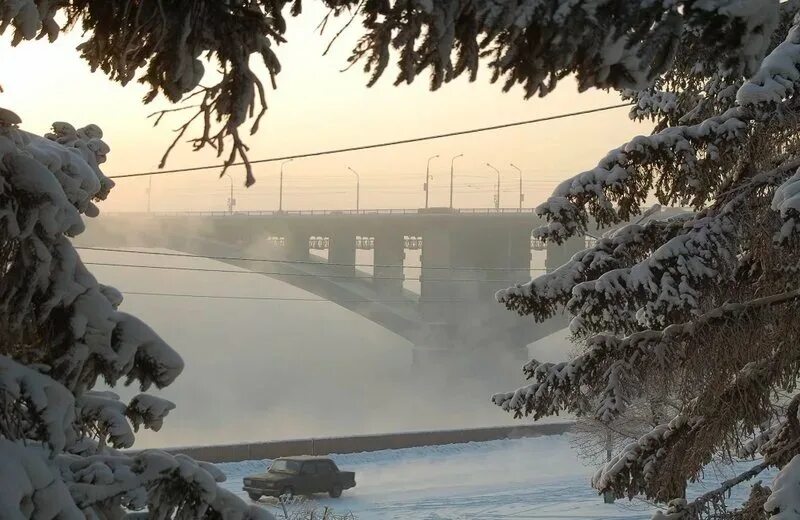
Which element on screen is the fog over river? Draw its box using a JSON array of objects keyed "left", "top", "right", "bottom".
[{"left": 80, "top": 248, "right": 570, "bottom": 448}]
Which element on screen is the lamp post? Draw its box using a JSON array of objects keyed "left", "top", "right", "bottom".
[
  {"left": 449, "top": 153, "right": 463, "bottom": 209},
  {"left": 347, "top": 166, "right": 361, "bottom": 211},
  {"left": 278, "top": 158, "right": 293, "bottom": 212},
  {"left": 424, "top": 154, "right": 439, "bottom": 209},
  {"left": 224, "top": 174, "right": 235, "bottom": 214},
  {"left": 510, "top": 163, "right": 523, "bottom": 210},
  {"left": 486, "top": 163, "right": 500, "bottom": 209},
  {"left": 146, "top": 176, "right": 152, "bottom": 213}
]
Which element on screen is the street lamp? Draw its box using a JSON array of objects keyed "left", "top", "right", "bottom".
[
  {"left": 449, "top": 153, "right": 463, "bottom": 209},
  {"left": 146, "top": 176, "right": 152, "bottom": 213},
  {"left": 347, "top": 166, "right": 361, "bottom": 212},
  {"left": 486, "top": 163, "right": 500, "bottom": 210},
  {"left": 510, "top": 163, "right": 523, "bottom": 211},
  {"left": 278, "top": 158, "right": 293, "bottom": 212},
  {"left": 424, "top": 154, "right": 439, "bottom": 209},
  {"left": 224, "top": 173, "right": 235, "bottom": 214}
]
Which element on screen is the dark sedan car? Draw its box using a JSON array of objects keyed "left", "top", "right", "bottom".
[{"left": 243, "top": 456, "right": 356, "bottom": 500}]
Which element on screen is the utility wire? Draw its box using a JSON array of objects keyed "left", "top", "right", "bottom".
[
  {"left": 117, "top": 291, "right": 483, "bottom": 303},
  {"left": 83, "top": 261, "right": 534, "bottom": 283},
  {"left": 76, "top": 246, "right": 548, "bottom": 272},
  {"left": 109, "top": 103, "right": 632, "bottom": 180}
]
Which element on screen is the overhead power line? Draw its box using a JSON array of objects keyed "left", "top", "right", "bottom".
[
  {"left": 76, "top": 246, "right": 547, "bottom": 272},
  {"left": 84, "top": 261, "right": 534, "bottom": 283},
  {"left": 109, "top": 103, "right": 632, "bottom": 180}
]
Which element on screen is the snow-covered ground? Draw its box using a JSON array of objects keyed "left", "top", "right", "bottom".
[{"left": 217, "top": 434, "right": 774, "bottom": 520}]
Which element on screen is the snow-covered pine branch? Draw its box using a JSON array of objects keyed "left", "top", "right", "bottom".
[
  {"left": 498, "top": 216, "right": 693, "bottom": 322},
  {"left": 0, "top": 109, "right": 273, "bottom": 518},
  {"left": 532, "top": 109, "right": 750, "bottom": 244},
  {"left": 764, "top": 454, "right": 800, "bottom": 519},
  {"left": 58, "top": 450, "right": 271, "bottom": 518},
  {"left": 493, "top": 14, "right": 800, "bottom": 515},
  {"left": 650, "top": 459, "right": 771, "bottom": 520},
  {"left": 590, "top": 348, "right": 799, "bottom": 504},
  {"left": 0, "top": 0, "right": 785, "bottom": 184},
  {"left": 494, "top": 286, "right": 800, "bottom": 422},
  {"left": 535, "top": 8, "right": 800, "bottom": 246}
]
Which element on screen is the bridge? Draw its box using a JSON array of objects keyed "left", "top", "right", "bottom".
[{"left": 76, "top": 207, "right": 589, "bottom": 371}]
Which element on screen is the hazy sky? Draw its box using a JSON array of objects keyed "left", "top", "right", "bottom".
[{"left": 1, "top": 5, "right": 651, "bottom": 213}]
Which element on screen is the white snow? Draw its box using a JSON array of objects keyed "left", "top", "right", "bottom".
[
  {"left": 737, "top": 24, "right": 800, "bottom": 107},
  {"left": 771, "top": 169, "right": 800, "bottom": 240},
  {"left": 765, "top": 454, "right": 800, "bottom": 518},
  {"left": 217, "top": 434, "right": 775, "bottom": 520}
]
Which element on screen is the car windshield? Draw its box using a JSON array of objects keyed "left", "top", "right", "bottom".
[{"left": 269, "top": 460, "right": 300, "bottom": 474}]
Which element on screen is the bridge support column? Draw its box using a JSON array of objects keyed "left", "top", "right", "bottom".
[
  {"left": 373, "top": 234, "right": 405, "bottom": 295},
  {"left": 414, "top": 222, "right": 563, "bottom": 375},
  {"left": 450, "top": 227, "right": 533, "bottom": 366},
  {"left": 416, "top": 227, "right": 455, "bottom": 363},
  {"left": 285, "top": 231, "right": 309, "bottom": 260},
  {"left": 545, "top": 235, "right": 585, "bottom": 272},
  {"left": 329, "top": 232, "right": 356, "bottom": 276}
]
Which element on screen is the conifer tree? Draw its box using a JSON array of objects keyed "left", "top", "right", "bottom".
[
  {"left": 491, "top": 3, "right": 800, "bottom": 517},
  {"left": 4, "top": 1, "right": 799, "bottom": 518}
]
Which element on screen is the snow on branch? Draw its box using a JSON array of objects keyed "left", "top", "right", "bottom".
[
  {"left": 0, "top": 111, "right": 260, "bottom": 517},
  {"left": 0, "top": 1, "right": 784, "bottom": 184},
  {"left": 651, "top": 459, "right": 770, "bottom": 520},
  {"left": 0, "top": 439, "right": 82, "bottom": 518},
  {"left": 737, "top": 23, "right": 800, "bottom": 108},
  {"left": 772, "top": 169, "right": 800, "bottom": 241},
  {"left": 764, "top": 454, "right": 800, "bottom": 518},
  {"left": 59, "top": 450, "right": 274, "bottom": 519},
  {"left": 739, "top": 420, "right": 784, "bottom": 459},
  {"left": 533, "top": 109, "right": 748, "bottom": 244},
  {"left": 352, "top": 0, "right": 778, "bottom": 95},
  {"left": 591, "top": 414, "right": 701, "bottom": 501},
  {"left": 593, "top": 349, "right": 800, "bottom": 503},
  {"left": 751, "top": 394, "right": 800, "bottom": 469},
  {"left": 113, "top": 312, "right": 184, "bottom": 391},
  {"left": 126, "top": 394, "right": 176, "bottom": 433},
  {"left": 494, "top": 286, "right": 800, "bottom": 423},
  {"left": 76, "top": 391, "right": 136, "bottom": 449},
  {"left": 498, "top": 216, "right": 692, "bottom": 321},
  {"left": 535, "top": 20, "right": 800, "bottom": 247},
  {"left": 0, "top": 355, "right": 76, "bottom": 452},
  {"left": 568, "top": 215, "right": 737, "bottom": 334}
]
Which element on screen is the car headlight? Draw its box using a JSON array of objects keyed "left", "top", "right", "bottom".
[{"left": 243, "top": 479, "right": 251, "bottom": 486}]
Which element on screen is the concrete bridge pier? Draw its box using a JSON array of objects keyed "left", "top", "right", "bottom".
[
  {"left": 328, "top": 232, "right": 357, "bottom": 276},
  {"left": 414, "top": 227, "right": 455, "bottom": 367},
  {"left": 373, "top": 234, "right": 405, "bottom": 296},
  {"left": 413, "top": 225, "right": 536, "bottom": 374},
  {"left": 450, "top": 227, "right": 533, "bottom": 367},
  {"left": 285, "top": 231, "right": 310, "bottom": 260}
]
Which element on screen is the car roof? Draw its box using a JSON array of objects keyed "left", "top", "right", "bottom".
[{"left": 275, "top": 456, "right": 333, "bottom": 462}]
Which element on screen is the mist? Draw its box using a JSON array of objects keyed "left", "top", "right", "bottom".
[{"left": 73, "top": 213, "right": 573, "bottom": 449}]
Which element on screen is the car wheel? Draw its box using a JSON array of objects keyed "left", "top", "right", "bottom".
[
  {"left": 280, "top": 487, "right": 294, "bottom": 501},
  {"left": 329, "top": 484, "right": 343, "bottom": 498},
  {"left": 247, "top": 492, "right": 261, "bottom": 501}
]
